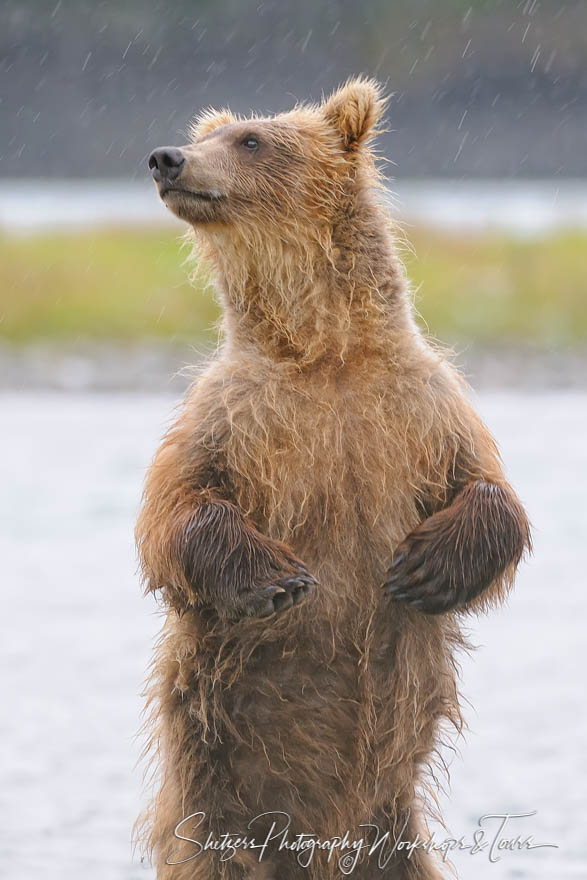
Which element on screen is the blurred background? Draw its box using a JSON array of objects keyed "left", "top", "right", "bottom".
[{"left": 1, "top": 2, "right": 586, "bottom": 879}]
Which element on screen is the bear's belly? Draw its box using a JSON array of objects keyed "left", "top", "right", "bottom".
[{"left": 162, "top": 593, "right": 460, "bottom": 845}]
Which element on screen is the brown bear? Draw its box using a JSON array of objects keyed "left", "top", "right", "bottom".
[{"left": 136, "top": 78, "right": 530, "bottom": 879}]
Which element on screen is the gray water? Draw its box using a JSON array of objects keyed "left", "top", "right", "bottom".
[
  {"left": 3, "top": 179, "right": 587, "bottom": 236},
  {"left": 1, "top": 391, "right": 586, "bottom": 879}
]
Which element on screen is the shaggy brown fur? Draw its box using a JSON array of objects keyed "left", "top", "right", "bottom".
[{"left": 137, "top": 78, "right": 531, "bottom": 879}]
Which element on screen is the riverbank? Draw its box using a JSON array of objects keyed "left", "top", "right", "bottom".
[
  {"left": 3, "top": 195, "right": 586, "bottom": 390},
  {"left": 1, "top": 340, "right": 586, "bottom": 392},
  {"left": 2, "top": 224, "right": 586, "bottom": 349}
]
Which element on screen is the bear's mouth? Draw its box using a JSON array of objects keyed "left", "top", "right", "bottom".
[{"left": 161, "top": 186, "right": 224, "bottom": 203}]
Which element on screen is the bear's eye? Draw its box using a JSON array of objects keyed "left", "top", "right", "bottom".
[{"left": 241, "top": 136, "right": 259, "bottom": 151}]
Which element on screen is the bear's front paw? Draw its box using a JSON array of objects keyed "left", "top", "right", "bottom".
[
  {"left": 230, "top": 564, "right": 318, "bottom": 620},
  {"left": 383, "top": 537, "right": 465, "bottom": 614}
]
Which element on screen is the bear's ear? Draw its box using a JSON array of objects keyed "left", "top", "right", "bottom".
[
  {"left": 189, "top": 107, "right": 235, "bottom": 140},
  {"left": 322, "top": 77, "right": 385, "bottom": 149}
]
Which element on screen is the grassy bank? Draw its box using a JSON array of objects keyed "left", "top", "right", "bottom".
[{"left": 2, "top": 227, "right": 586, "bottom": 348}]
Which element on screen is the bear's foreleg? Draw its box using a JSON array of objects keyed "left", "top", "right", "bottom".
[
  {"left": 383, "top": 479, "right": 531, "bottom": 614},
  {"left": 136, "top": 435, "right": 316, "bottom": 618},
  {"left": 165, "top": 498, "right": 317, "bottom": 618}
]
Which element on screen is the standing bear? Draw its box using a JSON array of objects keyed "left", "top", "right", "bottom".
[{"left": 137, "top": 79, "right": 530, "bottom": 879}]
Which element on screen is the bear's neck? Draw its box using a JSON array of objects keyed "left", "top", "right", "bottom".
[{"left": 204, "top": 198, "right": 418, "bottom": 369}]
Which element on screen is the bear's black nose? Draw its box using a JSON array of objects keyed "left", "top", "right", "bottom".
[{"left": 148, "top": 147, "right": 186, "bottom": 183}]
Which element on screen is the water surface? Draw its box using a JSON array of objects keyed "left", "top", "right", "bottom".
[
  {"left": 1, "top": 391, "right": 585, "bottom": 879},
  {"left": 3, "top": 179, "right": 587, "bottom": 236}
]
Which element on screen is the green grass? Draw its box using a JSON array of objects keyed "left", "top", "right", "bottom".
[
  {"left": 404, "top": 228, "right": 587, "bottom": 348},
  {"left": 1, "top": 227, "right": 586, "bottom": 348},
  {"left": 0, "top": 230, "right": 218, "bottom": 344}
]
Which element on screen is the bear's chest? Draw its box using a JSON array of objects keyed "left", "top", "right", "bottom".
[{"left": 218, "top": 370, "right": 422, "bottom": 559}]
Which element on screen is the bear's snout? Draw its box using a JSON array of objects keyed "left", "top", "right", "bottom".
[{"left": 148, "top": 147, "right": 185, "bottom": 186}]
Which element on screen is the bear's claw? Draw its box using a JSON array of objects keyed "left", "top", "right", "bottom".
[
  {"left": 234, "top": 568, "right": 317, "bottom": 620},
  {"left": 383, "top": 540, "right": 463, "bottom": 614}
]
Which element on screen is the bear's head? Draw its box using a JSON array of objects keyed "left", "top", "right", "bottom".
[{"left": 148, "top": 78, "right": 386, "bottom": 244}]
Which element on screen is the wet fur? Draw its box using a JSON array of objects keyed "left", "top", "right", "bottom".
[{"left": 136, "top": 79, "right": 531, "bottom": 878}]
